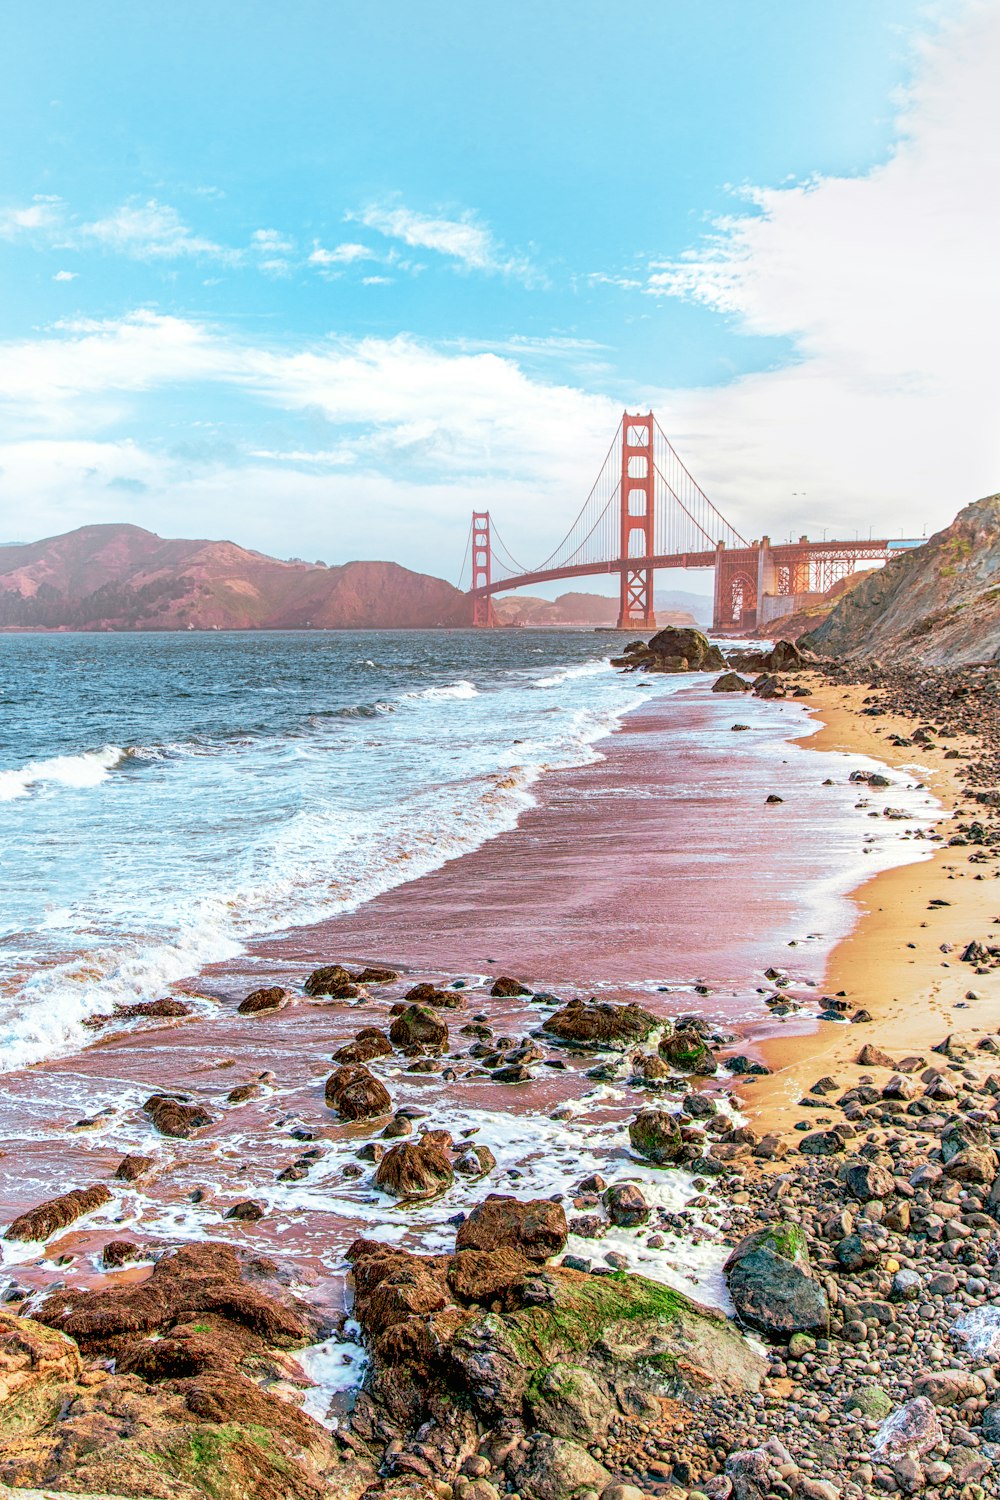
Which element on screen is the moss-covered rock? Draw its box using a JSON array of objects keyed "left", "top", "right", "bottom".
[
  {"left": 658, "top": 1028, "right": 718, "bottom": 1075},
  {"left": 628, "top": 1108, "right": 684, "bottom": 1164}
]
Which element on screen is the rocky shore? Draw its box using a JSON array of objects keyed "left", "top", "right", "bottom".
[{"left": 2, "top": 651, "right": 999, "bottom": 1500}]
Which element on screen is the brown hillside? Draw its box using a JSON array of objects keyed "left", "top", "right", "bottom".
[{"left": 0, "top": 524, "right": 465, "bottom": 631}]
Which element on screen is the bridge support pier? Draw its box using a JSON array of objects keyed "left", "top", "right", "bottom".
[{"left": 617, "top": 412, "right": 656, "bottom": 630}]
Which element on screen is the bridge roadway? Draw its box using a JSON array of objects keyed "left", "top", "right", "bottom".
[{"left": 469, "top": 538, "right": 915, "bottom": 632}]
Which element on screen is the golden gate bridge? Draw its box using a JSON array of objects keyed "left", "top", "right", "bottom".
[{"left": 458, "top": 411, "right": 920, "bottom": 632}]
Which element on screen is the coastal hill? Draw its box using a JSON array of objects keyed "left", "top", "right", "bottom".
[
  {"left": 0, "top": 523, "right": 465, "bottom": 630},
  {"left": 802, "top": 494, "right": 1000, "bottom": 665},
  {"left": 494, "top": 590, "right": 698, "bottom": 628}
]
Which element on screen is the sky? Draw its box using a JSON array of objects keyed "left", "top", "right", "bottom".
[{"left": 0, "top": 0, "right": 997, "bottom": 597}]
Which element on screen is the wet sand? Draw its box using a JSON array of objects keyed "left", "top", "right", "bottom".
[{"left": 0, "top": 673, "right": 944, "bottom": 1323}]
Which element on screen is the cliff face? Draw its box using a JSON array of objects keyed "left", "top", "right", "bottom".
[
  {"left": 802, "top": 496, "right": 1000, "bottom": 665},
  {"left": 0, "top": 524, "right": 466, "bottom": 631}
]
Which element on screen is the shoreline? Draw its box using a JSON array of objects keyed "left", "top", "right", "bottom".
[{"left": 739, "top": 671, "right": 1000, "bottom": 1139}]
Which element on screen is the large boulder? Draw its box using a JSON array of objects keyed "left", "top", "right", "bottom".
[
  {"left": 456, "top": 1195, "right": 568, "bottom": 1262},
  {"left": 324, "top": 1064, "right": 392, "bottom": 1121},
  {"left": 374, "top": 1140, "right": 455, "bottom": 1200},
  {"left": 724, "top": 1223, "right": 829, "bottom": 1338},
  {"left": 628, "top": 1108, "right": 684, "bottom": 1164},
  {"left": 542, "top": 999, "right": 662, "bottom": 1051},
  {"left": 712, "top": 671, "right": 752, "bottom": 693},
  {"left": 615, "top": 627, "right": 726, "bottom": 675},
  {"left": 388, "top": 1003, "right": 449, "bottom": 1053}
]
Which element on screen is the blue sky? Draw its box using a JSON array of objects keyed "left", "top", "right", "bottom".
[{"left": 0, "top": 0, "right": 996, "bottom": 590}]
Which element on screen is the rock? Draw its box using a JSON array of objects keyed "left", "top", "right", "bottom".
[
  {"left": 236, "top": 985, "right": 291, "bottom": 1014},
  {"left": 142, "top": 1093, "right": 213, "bottom": 1137},
  {"left": 943, "top": 1145, "right": 997, "bottom": 1183},
  {"left": 453, "top": 1143, "right": 497, "bottom": 1180},
  {"left": 658, "top": 1028, "right": 717, "bottom": 1074},
  {"left": 332, "top": 1027, "right": 393, "bottom": 1064},
  {"left": 388, "top": 1003, "right": 449, "bottom": 1053},
  {"left": 892, "top": 1268, "right": 923, "bottom": 1302},
  {"left": 303, "top": 963, "right": 359, "bottom": 998},
  {"left": 799, "top": 1130, "right": 846, "bottom": 1156},
  {"left": 619, "top": 627, "right": 726, "bottom": 675},
  {"left": 102, "top": 1239, "right": 140, "bottom": 1267},
  {"left": 542, "top": 999, "right": 662, "bottom": 1051},
  {"left": 724, "top": 1223, "right": 829, "bottom": 1338},
  {"left": 504, "top": 1432, "right": 613, "bottom": 1500},
  {"left": 525, "top": 1362, "right": 616, "bottom": 1442},
  {"left": 111, "top": 995, "right": 194, "bottom": 1020},
  {"left": 226, "top": 1082, "right": 263, "bottom": 1103},
  {"left": 712, "top": 672, "right": 752, "bottom": 692},
  {"left": 683, "top": 1091, "right": 718, "bottom": 1118},
  {"left": 0, "top": 1305, "right": 82, "bottom": 1400},
  {"left": 628, "top": 1108, "right": 684, "bottom": 1164},
  {"left": 113, "top": 1153, "right": 153, "bottom": 1181},
  {"left": 4, "top": 1184, "right": 112, "bottom": 1242},
  {"left": 910, "top": 1369, "right": 985, "bottom": 1407},
  {"left": 858, "top": 1044, "right": 897, "bottom": 1068},
  {"left": 447, "top": 1248, "right": 531, "bottom": 1304},
  {"left": 374, "top": 1140, "right": 455, "bottom": 1200},
  {"left": 845, "top": 1385, "right": 894, "bottom": 1420},
  {"left": 981, "top": 1399, "right": 1000, "bottom": 1442},
  {"left": 324, "top": 1063, "right": 392, "bottom": 1121},
  {"left": 872, "top": 1396, "right": 944, "bottom": 1459},
  {"left": 603, "top": 1183, "right": 650, "bottom": 1227},
  {"left": 490, "top": 975, "right": 531, "bottom": 997},
  {"left": 950, "top": 1304, "right": 1000, "bottom": 1361},
  {"left": 224, "top": 1200, "right": 265, "bottom": 1222},
  {"left": 835, "top": 1231, "right": 881, "bottom": 1271},
  {"left": 844, "top": 1162, "right": 896, "bottom": 1201},
  {"left": 353, "top": 965, "right": 398, "bottom": 984},
  {"left": 457, "top": 1195, "right": 568, "bottom": 1262}
]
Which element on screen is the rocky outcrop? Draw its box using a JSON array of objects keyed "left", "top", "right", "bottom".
[
  {"left": 4, "top": 1185, "right": 112, "bottom": 1243},
  {"left": 0, "top": 1244, "right": 374, "bottom": 1499},
  {"left": 628, "top": 1109, "right": 684, "bottom": 1164},
  {"left": 345, "top": 1231, "right": 767, "bottom": 1470},
  {"left": 612, "top": 627, "right": 726, "bottom": 674},
  {"left": 542, "top": 1000, "right": 662, "bottom": 1051},
  {"left": 802, "top": 494, "right": 1000, "bottom": 665}
]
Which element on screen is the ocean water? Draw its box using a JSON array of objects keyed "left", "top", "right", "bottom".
[{"left": 0, "top": 629, "right": 698, "bottom": 1071}]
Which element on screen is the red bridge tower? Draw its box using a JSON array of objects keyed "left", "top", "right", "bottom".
[{"left": 471, "top": 511, "right": 495, "bottom": 627}]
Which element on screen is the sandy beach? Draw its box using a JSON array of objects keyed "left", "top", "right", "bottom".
[{"left": 742, "top": 674, "right": 1000, "bottom": 1139}]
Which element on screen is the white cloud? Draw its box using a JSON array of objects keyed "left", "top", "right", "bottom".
[
  {"left": 308, "top": 240, "right": 376, "bottom": 266},
  {"left": 53, "top": 269, "right": 78, "bottom": 282},
  {"left": 80, "top": 199, "right": 236, "bottom": 262},
  {"left": 352, "top": 200, "right": 538, "bottom": 282},
  {"left": 361, "top": 275, "right": 393, "bottom": 286},
  {"left": 0, "top": 195, "right": 65, "bottom": 239},
  {"left": 638, "top": 1, "right": 1000, "bottom": 541}
]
